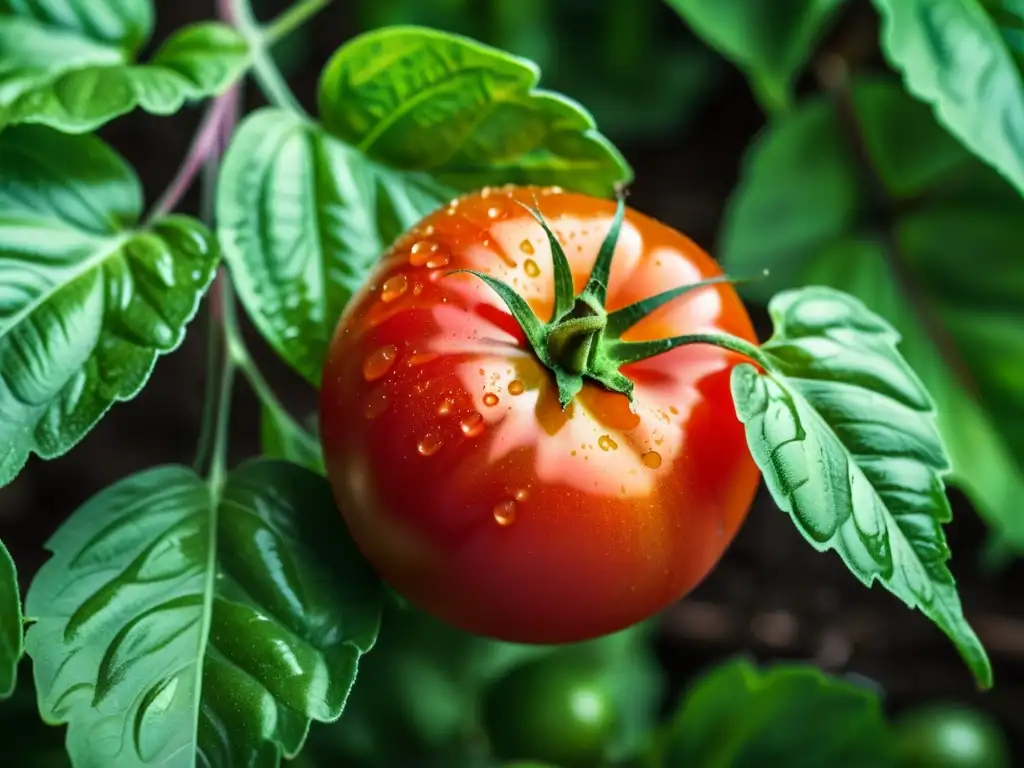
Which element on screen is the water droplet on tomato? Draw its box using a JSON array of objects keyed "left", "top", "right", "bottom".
[
  {"left": 364, "top": 389, "right": 389, "bottom": 419},
  {"left": 423, "top": 224, "right": 435, "bottom": 236},
  {"left": 493, "top": 500, "right": 516, "bottom": 526},
  {"left": 437, "top": 398, "right": 454, "bottom": 416},
  {"left": 381, "top": 274, "right": 408, "bottom": 302},
  {"left": 641, "top": 450, "right": 662, "bottom": 469},
  {"left": 417, "top": 433, "right": 443, "bottom": 456},
  {"left": 483, "top": 392, "right": 499, "bottom": 407},
  {"left": 519, "top": 239, "right": 535, "bottom": 255},
  {"left": 598, "top": 434, "right": 618, "bottom": 451},
  {"left": 508, "top": 379, "right": 525, "bottom": 395},
  {"left": 363, "top": 345, "right": 397, "bottom": 381},
  {"left": 410, "top": 240, "right": 439, "bottom": 266},
  {"left": 412, "top": 281, "right": 424, "bottom": 296},
  {"left": 426, "top": 252, "right": 451, "bottom": 269},
  {"left": 514, "top": 488, "right": 529, "bottom": 501},
  {"left": 523, "top": 259, "right": 540, "bottom": 278},
  {"left": 459, "top": 412, "right": 485, "bottom": 437},
  {"left": 487, "top": 206, "right": 501, "bottom": 219},
  {"left": 481, "top": 187, "right": 494, "bottom": 198},
  {"left": 409, "top": 351, "right": 438, "bottom": 366},
  {"left": 669, "top": 405, "right": 680, "bottom": 415}
]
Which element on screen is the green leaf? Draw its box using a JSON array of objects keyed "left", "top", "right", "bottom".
[
  {"left": 720, "top": 77, "right": 1024, "bottom": 553},
  {"left": 0, "top": 4, "right": 247, "bottom": 133},
  {"left": 871, "top": 0, "right": 1024, "bottom": 197},
  {"left": 219, "top": 27, "right": 630, "bottom": 387},
  {"left": 650, "top": 657, "right": 895, "bottom": 767},
  {"left": 731, "top": 287, "right": 991, "bottom": 687},
  {"left": 217, "top": 108, "right": 452, "bottom": 386},
  {"left": 849, "top": 77, "right": 971, "bottom": 198},
  {"left": 803, "top": 238, "right": 1024, "bottom": 549},
  {"left": 261, "top": 403, "right": 325, "bottom": 475},
  {"left": 665, "top": 0, "right": 845, "bottom": 111},
  {"left": 317, "top": 25, "right": 631, "bottom": 197},
  {"left": 718, "top": 97, "right": 863, "bottom": 304},
  {"left": 24, "top": 458, "right": 383, "bottom": 767},
  {"left": 0, "top": 539, "right": 22, "bottom": 699},
  {"left": 0, "top": 126, "right": 219, "bottom": 489}
]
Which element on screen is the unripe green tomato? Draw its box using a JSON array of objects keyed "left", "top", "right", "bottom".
[
  {"left": 893, "top": 704, "right": 1011, "bottom": 768},
  {"left": 483, "top": 655, "right": 616, "bottom": 767}
]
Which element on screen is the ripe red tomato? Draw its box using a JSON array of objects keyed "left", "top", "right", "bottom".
[{"left": 319, "top": 185, "right": 759, "bottom": 643}]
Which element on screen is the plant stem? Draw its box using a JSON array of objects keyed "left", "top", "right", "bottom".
[
  {"left": 230, "top": 0, "right": 305, "bottom": 114},
  {"left": 208, "top": 277, "right": 239, "bottom": 491},
  {"left": 264, "top": 0, "right": 334, "bottom": 45},
  {"left": 144, "top": 91, "right": 236, "bottom": 224}
]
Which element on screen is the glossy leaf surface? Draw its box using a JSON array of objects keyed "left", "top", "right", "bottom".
[
  {"left": 731, "top": 287, "right": 991, "bottom": 687},
  {"left": 0, "top": 539, "right": 21, "bottom": 698},
  {"left": 24, "top": 459, "right": 383, "bottom": 767},
  {"left": 0, "top": 126, "right": 219, "bottom": 489},
  {"left": 0, "top": 1, "right": 247, "bottom": 132}
]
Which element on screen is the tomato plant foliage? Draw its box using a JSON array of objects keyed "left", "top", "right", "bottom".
[
  {"left": 0, "top": 0, "right": 1016, "bottom": 764},
  {"left": 25, "top": 459, "right": 382, "bottom": 767},
  {"left": 0, "top": 1, "right": 247, "bottom": 132}
]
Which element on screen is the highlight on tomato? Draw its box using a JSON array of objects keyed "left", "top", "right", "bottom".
[{"left": 319, "top": 185, "right": 760, "bottom": 643}]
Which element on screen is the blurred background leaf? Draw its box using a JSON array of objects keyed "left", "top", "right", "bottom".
[{"left": 665, "top": 0, "right": 846, "bottom": 112}]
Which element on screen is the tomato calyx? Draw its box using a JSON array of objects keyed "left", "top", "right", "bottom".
[{"left": 453, "top": 195, "right": 768, "bottom": 408}]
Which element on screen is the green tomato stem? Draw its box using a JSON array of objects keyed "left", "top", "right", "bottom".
[
  {"left": 230, "top": 0, "right": 305, "bottom": 115},
  {"left": 263, "top": 0, "right": 335, "bottom": 45},
  {"left": 462, "top": 199, "right": 769, "bottom": 408}
]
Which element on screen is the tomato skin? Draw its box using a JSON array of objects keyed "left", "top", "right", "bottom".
[
  {"left": 483, "top": 655, "right": 616, "bottom": 767},
  {"left": 319, "top": 185, "right": 759, "bottom": 643}
]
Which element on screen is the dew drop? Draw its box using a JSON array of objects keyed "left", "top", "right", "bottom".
[
  {"left": 570, "top": 449, "right": 577, "bottom": 456},
  {"left": 426, "top": 252, "right": 451, "bottom": 269},
  {"left": 523, "top": 259, "right": 540, "bottom": 278},
  {"left": 519, "top": 239, "right": 535, "bottom": 255},
  {"left": 410, "top": 240, "right": 439, "bottom": 266},
  {"left": 417, "top": 433, "right": 443, "bottom": 456},
  {"left": 460, "top": 412, "right": 485, "bottom": 437},
  {"left": 493, "top": 499, "right": 516, "bottom": 526},
  {"left": 381, "top": 274, "right": 408, "bottom": 302},
  {"left": 364, "top": 389, "right": 389, "bottom": 419},
  {"left": 437, "top": 398, "right": 454, "bottom": 416},
  {"left": 424, "top": 224, "right": 435, "bottom": 236},
  {"left": 508, "top": 379, "right": 525, "bottom": 396},
  {"left": 412, "top": 281, "right": 424, "bottom": 296},
  {"left": 483, "top": 392, "right": 500, "bottom": 407},
  {"left": 598, "top": 434, "right": 618, "bottom": 451},
  {"left": 409, "top": 351, "right": 438, "bottom": 366},
  {"left": 487, "top": 206, "right": 501, "bottom": 219},
  {"left": 642, "top": 450, "right": 663, "bottom": 469},
  {"left": 514, "top": 488, "right": 529, "bottom": 501},
  {"left": 363, "top": 345, "right": 397, "bottom": 381}
]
